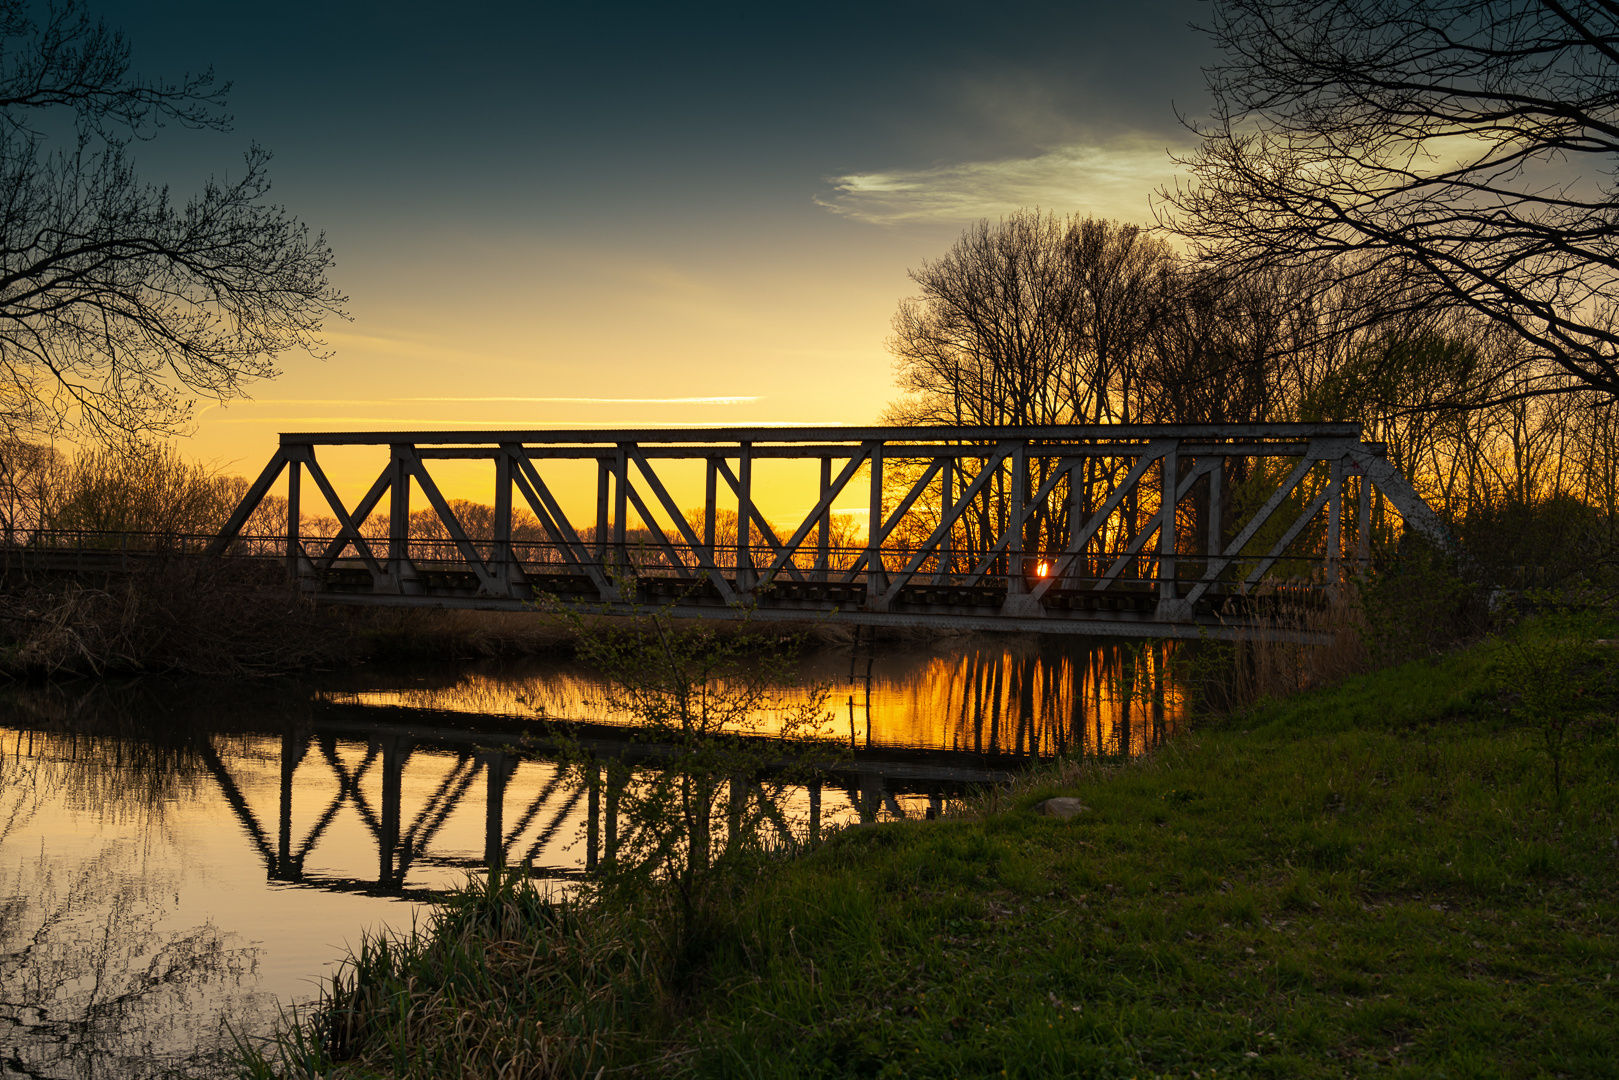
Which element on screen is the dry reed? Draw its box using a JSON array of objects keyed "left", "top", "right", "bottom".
[{"left": 0, "top": 560, "right": 353, "bottom": 677}]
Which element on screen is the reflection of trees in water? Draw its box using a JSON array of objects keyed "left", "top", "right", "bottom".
[
  {"left": 323, "top": 659, "right": 600, "bottom": 721},
  {"left": 0, "top": 684, "right": 298, "bottom": 829},
  {"left": 0, "top": 830, "right": 270, "bottom": 1078},
  {"left": 0, "top": 727, "right": 277, "bottom": 1078},
  {"left": 863, "top": 639, "right": 1181, "bottom": 756},
  {"left": 0, "top": 736, "right": 60, "bottom": 851},
  {"left": 321, "top": 639, "right": 1184, "bottom": 756},
  {"left": 0, "top": 726, "right": 209, "bottom": 832}
]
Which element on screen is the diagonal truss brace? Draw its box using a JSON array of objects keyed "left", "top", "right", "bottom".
[
  {"left": 877, "top": 441, "right": 1020, "bottom": 604},
  {"left": 712, "top": 459, "right": 809, "bottom": 585},
  {"left": 505, "top": 447, "right": 616, "bottom": 600},
  {"left": 397, "top": 445, "right": 504, "bottom": 595},
  {"left": 625, "top": 448, "right": 739, "bottom": 603},
  {"left": 761, "top": 443, "right": 877, "bottom": 585},
  {"left": 842, "top": 456, "right": 951, "bottom": 587},
  {"left": 1179, "top": 437, "right": 1362, "bottom": 607},
  {"left": 1090, "top": 458, "right": 1221, "bottom": 590},
  {"left": 1028, "top": 441, "right": 1175, "bottom": 602},
  {"left": 289, "top": 447, "right": 387, "bottom": 581}
]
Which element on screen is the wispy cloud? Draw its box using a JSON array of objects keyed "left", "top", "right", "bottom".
[
  {"left": 817, "top": 141, "right": 1188, "bottom": 226},
  {"left": 210, "top": 417, "right": 849, "bottom": 427},
  {"left": 203, "top": 395, "right": 760, "bottom": 412},
  {"left": 398, "top": 396, "right": 760, "bottom": 404}
]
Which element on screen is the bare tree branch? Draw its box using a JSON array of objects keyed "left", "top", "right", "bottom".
[
  {"left": 1158, "top": 0, "right": 1619, "bottom": 398},
  {"left": 0, "top": 0, "right": 341, "bottom": 441}
]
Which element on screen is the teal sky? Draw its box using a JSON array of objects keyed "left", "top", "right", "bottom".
[{"left": 91, "top": 0, "right": 1215, "bottom": 508}]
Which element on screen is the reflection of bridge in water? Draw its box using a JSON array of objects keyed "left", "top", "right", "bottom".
[
  {"left": 229, "top": 643, "right": 1179, "bottom": 899},
  {"left": 2, "top": 637, "right": 1177, "bottom": 901},
  {"left": 193, "top": 711, "right": 1024, "bottom": 900},
  {"left": 201, "top": 423, "right": 1447, "bottom": 641}
]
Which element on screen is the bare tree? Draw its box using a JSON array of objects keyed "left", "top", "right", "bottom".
[
  {"left": 887, "top": 209, "right": 1084, "bottom": 429},
  {"left": 1064, "top": 219, "right": 1172, "bottom": 425},
  {"left": 1160, "top": 0, "right": 1619, "bottom": 402},
  {"left": 886, "top": 213, "right": 1181, "bottom": 570},
  {"left": 0, "top": 0, "right": 344, "bottom": 440}
]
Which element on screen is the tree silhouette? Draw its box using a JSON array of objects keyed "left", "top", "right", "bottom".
[
  {"left": 1160, "top": 0, "right": 1619, "bottom": 402},
  {"left": 0, "top": 0, "right": 344, "bottom": 440}
]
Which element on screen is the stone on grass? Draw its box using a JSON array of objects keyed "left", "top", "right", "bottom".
[{"left": 1033, "top": 797, "right": 1087, "bottom": 819}]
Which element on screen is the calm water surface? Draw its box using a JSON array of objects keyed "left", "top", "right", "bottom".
[{"left": 0, "top": 635, "right": 1179, "bottom": 1078}]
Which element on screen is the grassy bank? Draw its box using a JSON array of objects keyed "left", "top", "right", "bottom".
[
  {"left": 240, "top": 630, "right": 1619, "bottom": 1079},
  {"left": 0, "top": 574, "right": 899, "bottom": 677},
  {"left": 0, "top": 562, "right": 352, "bottom": 677},
  {"left": 693, "top": 642, "right": 1618, "bottom": 1078}
]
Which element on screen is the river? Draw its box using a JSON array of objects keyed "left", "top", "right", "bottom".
[{"left": 0, "top": 633, "right": 1180, "bottom": 1078}]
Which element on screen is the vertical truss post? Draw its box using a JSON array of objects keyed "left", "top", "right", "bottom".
[
  {"left": 1328, "top": 457, "right": 1342, "bottom": 585},
  {"left": 613, "top": 445, "right": 629, "bottom": 580},
  {"left": 484, "top": 753, "right": 511, "bottom": 868},
  {"left": 379, "top": 736, "right": 409, "bottom": 887},
  {"left": 389, "top": 445, "right": 411, "bottom": 592},
  {"left": 1208, "top": 456, "right": 1223, "bottom": 581},
  {"left": 286, "top": 455, "right": 302, "bottom": 582},
  {"left": 727, "top": 775, "right": 746, "bottom": 854},
  {"left": 937, "top": 456, "right": 953, "bottom": 583},
  {"left": 737, "top": 442, "right": 754, "bottom": 594},
  {"left": 495, "top": 449, "right": 515, "bottom": 593},
  {"left": 276, "top": 728, "right": 298, "bottom": 880},
  {"left": 1159, "top": 446, "right": 1178, "bottom": 601},
  {"left": 1124, "top": 449, "right": 1139, "bottom": 579},
  {"left": 595, "top": 458, "right": 610, "bottom": 564},
  {"left": 817, "top": 456, "right": 831, "bottom": 582},
  {"left": 866, "top": 442, "right": 885, "bottom": 603},
  {"left": 705, "top": 456, "right": 718, "bottom": 566},
  {"left": 1064, "top": 455, "right": 1081, "bottom": 587},
  {"left": 1008, "top": 441, "right": 1027, "bottom": 595},
  {"left": 1357, "top": 468, "right": 1371, "bottom": 571}
]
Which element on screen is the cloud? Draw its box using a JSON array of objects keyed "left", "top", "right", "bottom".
[
  {"left": 203, "top": 396, "right": 760, "bottom": 413},
  {"left": 817, "top": 141, "right": 1189, "bottom": 226},
  {"left": 209, "top": 417, "right": 851, "bottom": 427},
  {"left": 398, "top": 396, "right": 760, "bottom": 404}
]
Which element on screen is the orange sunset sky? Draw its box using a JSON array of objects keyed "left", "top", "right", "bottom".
[{"left": 94, "top": 0, "right": 1216, "bottom": 524}]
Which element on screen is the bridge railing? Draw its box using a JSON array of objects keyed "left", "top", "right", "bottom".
[{"left": 290, "top": 533, "right": 1347, "bottom": 590}]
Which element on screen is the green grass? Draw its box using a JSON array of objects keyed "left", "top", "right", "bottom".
[
  {"left": 689, "top": 641, "right": 1619, "bottom": 1079},
  {"left": 241, "top": 634, "right": 1619, "bottom": 1079}
]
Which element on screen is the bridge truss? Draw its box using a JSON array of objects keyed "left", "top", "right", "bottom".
[{"left": 206, "top": 424, "right": 1447, "bottom": 640}]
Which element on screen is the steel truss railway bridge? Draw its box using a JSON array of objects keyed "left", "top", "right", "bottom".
[{"left": 191, "top": 423, "right": 1446, "bottom": 641}]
